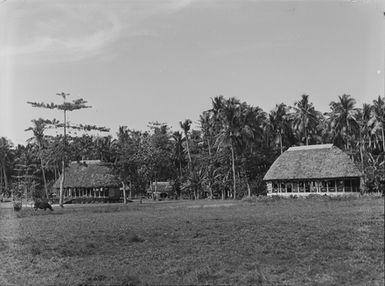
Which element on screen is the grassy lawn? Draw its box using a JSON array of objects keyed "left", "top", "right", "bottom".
[{"left": 0, "top": 197, "right": 383, "bottom": 285}]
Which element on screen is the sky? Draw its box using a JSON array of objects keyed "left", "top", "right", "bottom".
[{"left": 0, "top": 0, "right": 384, "bottom": 145}]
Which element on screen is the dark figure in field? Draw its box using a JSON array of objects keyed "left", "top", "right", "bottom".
[{"left": 34, "top": 200, "right": 53, "bottom": 211}]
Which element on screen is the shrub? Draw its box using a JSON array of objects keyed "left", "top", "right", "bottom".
[{"left": 13, "top": 201, "right": 22, "bottom": 211}]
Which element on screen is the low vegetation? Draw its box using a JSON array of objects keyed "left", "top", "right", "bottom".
[{"left": 0, "top": 197, "right": 383, "bottom": 285}]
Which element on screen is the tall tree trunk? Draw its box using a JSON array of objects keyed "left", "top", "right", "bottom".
[
  {"left": 185, "top": 132, "right": 192, "bottom": 169},
  {"left": 179, "top": 159, "right": 182, "bottom": 178},
  {"left": 305, "top": 128, "right": 308, "bottom": 145},
  {"left": 382, "top": 127, "right": 385, "bottom": 153},
  {"left": 207, "top": 138, "right": 213, "bottom": 199},
  {"left": 60, "top": 108, "right": 67, "bottom": 208},
  {"left": 0, "top": 163, "right": 3, "bottom": 194},
  {"left": 40, "top": 156, "right": 48, "bottom": 199},
  {"left": 122, "top": 182, "right": 127, "bottom": 204},
  {"left": 231, "top": 142, "right": 236, "bottom": 199},
  {"left": 59, "top": 159, "right": 65, "bottom": 207},
  {"left": 3, "top": 162, "right": 8, "bottom": 191},
  {"left": 279, "top": 132, "right": 283, "bottom": 154}
]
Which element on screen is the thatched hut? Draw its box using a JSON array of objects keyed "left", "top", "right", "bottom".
[
  {"left": 53, "top": 160, "right": 121, "bottom": 202},
  {"left": 263, "top": 144, "right": 362, "bottom": 196}
]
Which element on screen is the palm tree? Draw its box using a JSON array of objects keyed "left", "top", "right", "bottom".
[
  {"left": 0, "top": 137, "right": 13, "bottom": 197},
  {"left": 213, "top": 98, "right": 264, "bottom": 199},
  {"left": 267, "top": 103, "right": 290, "bottom": 153},
  {"left": 179, "top": 119, "right": 193, "bottom": 169},
  {"left": 328, "top": 94, "right": 359, "bottom": 151},
  {"left": 291, "top": 94, "right": 319, "bottom": 145},
  {"left": 214, "top": 97, "right": 241, "bottom": 199},
  {"left": 25, "top": 118, "right": 50, "bottom": 198},
  {"left": 357, "top": 103, "right": 373, "bottom": 168},
  {"left": 369, "top": 96, "right": 385, "bottom": 152},
  {"left": 114, "top": 126, "right": 133, "bottom": 204},
  {"left": 171, "top": 131, "right": 185, "bottom": 178},
  {"left": 182, "top": 167, "right": 205, "bottom": 200}
]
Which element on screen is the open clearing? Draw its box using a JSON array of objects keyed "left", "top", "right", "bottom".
[{"left": 0, "top": 197, "right": 384, "bottom": 285}]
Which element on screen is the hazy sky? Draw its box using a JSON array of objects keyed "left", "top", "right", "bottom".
[{"left": 1, "top": 0, "right": 384, "bottom": 145}]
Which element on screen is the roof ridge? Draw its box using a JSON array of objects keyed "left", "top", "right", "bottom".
[{"left": 287, "top": 144, "right": 333, "bottom": 151}]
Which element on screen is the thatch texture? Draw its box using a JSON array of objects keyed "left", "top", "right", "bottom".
[
  {"left": 263, "top": 144, "right": 362, "bottom": 181},
  {"left": 53, "top": 160, "right": 120, "bottom": 189}
]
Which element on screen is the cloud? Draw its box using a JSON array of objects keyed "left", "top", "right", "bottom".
[
  {"left": 0, "top": 1, "right": 158, "bottom": 64},
  {"left": 211, "top": 40, "right": 295, "bottom": 57},
  {"left": 167, "top": 0, "right": 196, "bottom": 12},
  {"left": 0, "top": 0, "right": 202, "bottom": 64},
  {"left": 2, "top": 10, "right": 122, "bottom": 62}
]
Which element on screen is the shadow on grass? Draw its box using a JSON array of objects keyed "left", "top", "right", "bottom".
[{"left": 21, "top": 231, "right": 145, "bottom": 259}]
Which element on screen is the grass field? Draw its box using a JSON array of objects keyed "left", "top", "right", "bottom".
[{"left": 0, "top": 196, "right": 384, "bottom": 285}]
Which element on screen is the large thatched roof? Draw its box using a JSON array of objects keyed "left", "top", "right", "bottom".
[
  {"left": 53, "top": 160, "right": 120, "bottom": 189},
  {"left": 263, "top": 144, "right": 362, "bottom": 181}
]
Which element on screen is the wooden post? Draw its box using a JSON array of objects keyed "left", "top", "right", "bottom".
[{"left": 326, "top": 181, "right": 329, "bottom": 192}]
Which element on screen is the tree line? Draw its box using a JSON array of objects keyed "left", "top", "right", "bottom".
[{"left": 0, "top": 94, "right": 384, "bottom": 201}]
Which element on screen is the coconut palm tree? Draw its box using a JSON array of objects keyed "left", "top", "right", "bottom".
[
  {"left": 369, "top": 96, "right": 385, "bottom": 152},
  {"left": 179, "top": 119, "right": 193, "bottom": 169},
  {"left": 267, "top": 103, "right": 290, "bottom": 153},
  {"left": 356, "top": 103, "right": 373, "bottom": 168},
  {"left": 0, "top": 137, "right": 13, "bottom": 197},
  {"left": 291, "top": 94, "right": 319, "bottom": 145},
  {"left": 214, "top": 97, "right": 241, "bottom": 199},
  {"left": 171, "top": 131, "right": 185, "bottom": 178},
  {"left": 25, "top": 118, "right": 50, "bottom": 198},
  {"left": 327, "top": 94, "right": 359, "bottom": 151}
]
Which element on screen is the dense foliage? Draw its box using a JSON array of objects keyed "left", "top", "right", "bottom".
[{"left": 0, "top": 94, "right": 384, "bottom": 200}]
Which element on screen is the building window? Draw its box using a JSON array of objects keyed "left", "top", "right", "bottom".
[
  {"left": 320, "top": 181, "right": 327, "bottom": 192},
  {"left": 311, "top": 181, "right": 318, "bottom": 192},
  {"left": 305, "top": 182, "right": 310, "bottom": 192},
  {"left": 352, "top": 178, "right": 360, "bottom": 192},
  {"left": 299, "top": 182, "right": 304, "bottom": 192},
  {"left": 337, "top": 180, "right": 344, "bottom": 192}
]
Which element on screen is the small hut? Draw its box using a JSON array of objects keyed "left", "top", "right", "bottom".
[
  {"left": 147, "top": 182, "right": 173, "bottom": 200},
  {"left": 263, "top": 144, "right": 362, "bottom": 196},
  {"left": 53, "top": 160, "right": 121, "bottom": 202}
]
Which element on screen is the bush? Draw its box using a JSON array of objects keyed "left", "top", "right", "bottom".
[{"left": 13, "top": 201, "right": 22, "bottom": 211}]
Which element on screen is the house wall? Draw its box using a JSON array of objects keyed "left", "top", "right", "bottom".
[
  {"left": 108, "top": 187, "right": 120, "bottom": 199},
  {"left": 266, "top": 177, "right": 361, "bottom": 196}
]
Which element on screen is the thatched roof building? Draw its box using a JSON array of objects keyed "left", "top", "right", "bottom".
[
  {"left": 263, "top": 144, "right": 362, "bottom": 196},
  {"left": 53, "top": 160, "right": 120, "bottom": 189},
  {"left": 53, "top": 160, "right": 121, "bottom": 201}
]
